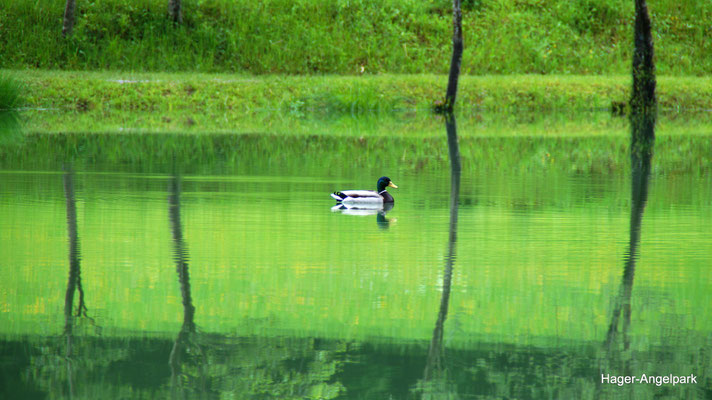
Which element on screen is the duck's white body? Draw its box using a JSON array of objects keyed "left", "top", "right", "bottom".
[{"left": 330, "top": 190, "right": 386, "bottom": 204}]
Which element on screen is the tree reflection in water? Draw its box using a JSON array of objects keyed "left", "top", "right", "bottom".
[
  {"left": 62, "top": 166, "right": 93, "bottom": 398},
  {"left": 167, "top": 173, "right": 208, "bottom": 398},
  {"left": 597, "top": 108, "right": 655, "bottom": 397},
  {"left": 418, "top": 114, "right": 462, "bottom": 398},
  {"left": 605, "top": 111, "right": 654, "bottom": 354}
]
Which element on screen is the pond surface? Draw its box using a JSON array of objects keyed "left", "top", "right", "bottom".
[{"left": 1, "top": 114, "right": 711, "bottom": 399}]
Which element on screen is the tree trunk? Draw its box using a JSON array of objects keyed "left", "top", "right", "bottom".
[
  {"left": 631, "top": 1, "right": 656, "bottom": 110},
  {"left": 62, "top": 0, "right": 77, "bottom": 37},
  {"left": 443, "top": 0, "right": 464, "bottom": 113},
  {"left": 631, "top": 0, "right": 656, "bottom": 110},
  {"left": 168, "top": 0, "right": 183, "bottom": 24},
  {"left": 630, "top": 0, "right": 656, "bottom": 150}
]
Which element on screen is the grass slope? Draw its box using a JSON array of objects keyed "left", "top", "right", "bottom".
[{"left": 1, "top": 0, "right": 711, "bottom": 75}]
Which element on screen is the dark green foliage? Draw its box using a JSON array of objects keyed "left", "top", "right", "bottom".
[
  {"left": 461, "top": 0, "right": 483, "bottom": 12},
  {"left": 1, "top": 0, "right": 711, "bottom": 75},
  {"left": 552, "top": 0, "right": 628, "bottom": 35}
]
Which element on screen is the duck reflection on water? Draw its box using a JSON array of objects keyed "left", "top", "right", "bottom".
[{"left": 331, "top": 202, "right": 395, "bottom": 229}]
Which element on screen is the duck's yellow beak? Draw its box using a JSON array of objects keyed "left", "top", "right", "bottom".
[{"left": 388, "top": 181, "right": 398, "bottom": 188}]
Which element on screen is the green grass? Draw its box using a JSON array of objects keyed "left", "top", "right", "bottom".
[
  {"left": 11, "top": 70, "right": 712, "bottom": 117},
  {"left": 1, "top": 0, "right": 711, "bottom": 75}
]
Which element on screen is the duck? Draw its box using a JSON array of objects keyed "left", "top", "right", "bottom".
[{"left": 331, "top": 176, "right": 398, "bottom": 204}]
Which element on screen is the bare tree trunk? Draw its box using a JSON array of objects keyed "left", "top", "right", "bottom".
[
  {"left": 62, "top": 0, "right": 77, "bottom": 37},
  {"left": 168, "top": 0, "right": 183, "bottom": 24},
  {"left": 630, "top": 0, "right": 656, "bottom": 155},
  {"left": 631, "top": 0, "right": 656, "bottom": 110},
  {"left": 443, "top": 0, "right": 464, "bottom": 113}
]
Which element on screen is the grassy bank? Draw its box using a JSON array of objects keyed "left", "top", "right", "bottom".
[
  {"left": 10, "top": 70, "right": 712, "bottom": 116},
  {"left": 4, "top": 71, "right": 710, "bottom": 175},
  {"left": 1, "top": 0, "right": 711, "bottom": 75}
]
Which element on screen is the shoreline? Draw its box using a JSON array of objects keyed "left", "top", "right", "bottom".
[{"left": 8, "top": 70, "right": 712, "bottom": 115}]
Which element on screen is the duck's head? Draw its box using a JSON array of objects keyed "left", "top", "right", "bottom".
[{"left": 377, "top": 176, "right": 398, "bottom": 192}]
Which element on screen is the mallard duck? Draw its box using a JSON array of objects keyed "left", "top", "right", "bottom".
[{"left": 331, "top": 176, "right": 398, "bottom": 204}]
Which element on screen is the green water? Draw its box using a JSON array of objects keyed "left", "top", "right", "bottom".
[{"left": 1, "top": 114, "right": 711, "bottom": 399}]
